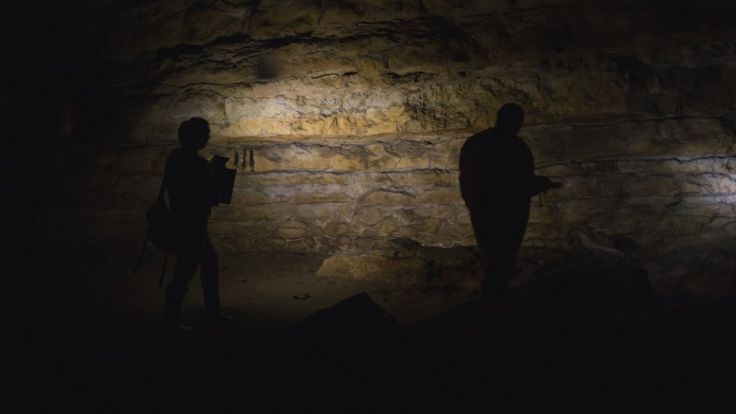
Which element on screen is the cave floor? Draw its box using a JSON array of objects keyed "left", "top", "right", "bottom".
[
  {"left": 54, "top": 246, "right": 478, "bottom": 328},
  {"left": 15, "top": 245, "right": 476, "bottom": 412},
  {"left": 12, "top": 245, "right": 736, "bottom": 413}
]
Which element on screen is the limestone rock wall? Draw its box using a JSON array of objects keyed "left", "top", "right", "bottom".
[{"left": 50, "top": 0, "right": 736, "bottom": 257}]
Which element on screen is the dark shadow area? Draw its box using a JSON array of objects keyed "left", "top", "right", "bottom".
[
  {"left": 10, "top": 248, "right": 736, "bottom": 413},
  {"left": 6, "top": 220, "right": 733, "bottom": 413}
]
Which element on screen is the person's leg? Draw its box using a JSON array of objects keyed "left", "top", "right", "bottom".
[
  {"left": 163, "top": 249, "right": 200, "bottom": 323},
  {"left": 199, "top": 237, "right": 222, "bottom": 319},
  {"left": 470, "top": 209, "right": 506, "bottom": 300},
  {"left": 502, "top": 205, "right": 530, "bottom": 284},
  {"left": 480, "top": 239, "right": 508, "bottom": 301}
]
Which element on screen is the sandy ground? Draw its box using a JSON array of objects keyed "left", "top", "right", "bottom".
[{"left": 123, "top": 249, "right": 477, "bottom": 327}]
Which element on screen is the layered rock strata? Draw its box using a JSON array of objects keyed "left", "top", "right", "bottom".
[{"left": 49, "top": 0, "right": 736, "bottom": 273}]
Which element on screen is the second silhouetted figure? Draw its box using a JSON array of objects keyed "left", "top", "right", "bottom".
[
  {"left": 460, "top": 103, "right": 558, "bottom": 302},
  {"left": 162, "top": 117, "right": 231, "bottom": 327}
]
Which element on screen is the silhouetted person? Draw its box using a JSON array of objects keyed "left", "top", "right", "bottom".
[
  {"left": 460, "top": 103, "right": 558, "bottom": 301},
  {"left": 162, "top": 117, "right": 231, "bottom": 326}
]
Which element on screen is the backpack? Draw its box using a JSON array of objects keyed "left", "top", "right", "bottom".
[
  {"left": 132, "top": 177, "right": 179, "bottom": 289},
  {"left": 146, "top": 178, "right": 180, "bottom": 254}
]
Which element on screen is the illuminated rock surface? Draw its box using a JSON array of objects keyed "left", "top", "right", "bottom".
[{"left": 47, "top": 0, "right": 736, "bottom": 296}]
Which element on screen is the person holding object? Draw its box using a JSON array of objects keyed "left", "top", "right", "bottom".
[
  {"left": 459, "top": 103, "right": 561, "bottom": 302},
  {"left": 161, "top": 117, "right": 233, "bottom": 328}
]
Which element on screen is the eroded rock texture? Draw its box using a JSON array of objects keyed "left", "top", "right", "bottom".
[{"left": 50, "top": 0, "right": 736, "bottom": 293}]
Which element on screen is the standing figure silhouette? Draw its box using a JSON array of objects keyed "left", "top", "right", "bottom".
[
  {"left": 459, "top": 103, "right": 557, "bottom": 301},
  {"left": 162, "top": 117, "right": 231, "bottom": 327}
]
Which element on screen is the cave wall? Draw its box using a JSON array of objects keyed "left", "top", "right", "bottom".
[{"left": 49, "top": 0, "right": 736, "bottom": 258}]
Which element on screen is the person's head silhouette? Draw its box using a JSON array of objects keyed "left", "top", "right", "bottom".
[
  {"left": 178, "top": 117, "right": 210, "bottom": 151},
  {"left": 495, "top": 103, "right": 524, "bottom": 137}
]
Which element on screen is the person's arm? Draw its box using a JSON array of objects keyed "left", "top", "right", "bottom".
[
  {"left": 187, "top": 158, "right": 219, "bottom": 215},
  {"left": 531, "top": 175, "right": 555, "bottom": 196},
  {"left": 523, "top": 142, "right": 560, "bottom": 196},
  {"left": 208, "top": 159, "right": 224, "bottom": 207}
]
